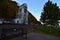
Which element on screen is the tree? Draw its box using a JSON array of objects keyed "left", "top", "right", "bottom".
[
  {"left": 40, "top": 0, "right": 60, "bottom": 25},
  {"left": 0, "top": 0, "right": 18, "bottom": 20},
  {"left": 6, "top": 1, "right": 18, "bottom": 20}
]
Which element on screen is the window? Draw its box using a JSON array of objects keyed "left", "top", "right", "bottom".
[
  {"left": 17, "top": 20, "right": 19, "bottom": 23},
  {"left": 24, "top": 9, "right": 27, "bottom": 13}
]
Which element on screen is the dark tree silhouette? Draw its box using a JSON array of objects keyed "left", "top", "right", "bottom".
[{"left": 40, "top": 0, "right": 60, "bottom": 26}]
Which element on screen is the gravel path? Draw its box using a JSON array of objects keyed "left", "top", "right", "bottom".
[
  {"left": 27, "top": 32, "right": 60, "bottom": 40},
  {"left": 10, "top": 32, "right": 60, "bottom": 40}
]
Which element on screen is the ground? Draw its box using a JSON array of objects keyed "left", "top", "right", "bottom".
[
  {"left": 10, "top": 32, "right": 60, "bottom": 40},
  {"left": 0, "top": 24, "right": 60, "bottom": 40},
  {"left": 27, "top": 32, "right": 60, "bottom": 40}
]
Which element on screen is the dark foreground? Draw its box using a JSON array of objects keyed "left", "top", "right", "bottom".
[
  {"left": 8, "top": 32, "right": 60, "bottom": 40},
  {"left": 27, "top": 32, "right": 60, "bottom": 40},
  {"left": 0, "top": 24, "right": 60, "bottom": 40}
]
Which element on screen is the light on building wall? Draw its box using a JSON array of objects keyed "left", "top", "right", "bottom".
[{"left": 59, "top": 23, "right": 60, "bottom": 26}]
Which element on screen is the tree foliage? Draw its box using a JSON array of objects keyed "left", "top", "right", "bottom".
[
  {"left": 40, "top": 0, "right": 60, "bottom": 25},
  {"left": 0, "top": 0, "right": 18, "bottom": 20}
]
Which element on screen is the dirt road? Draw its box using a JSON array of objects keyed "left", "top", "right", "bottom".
[
  {"left": 10, "top": 32, "right": 60, "bottom": 40},
  {"left": 27, "top": 32, "right": 60, "bottom": 40}
]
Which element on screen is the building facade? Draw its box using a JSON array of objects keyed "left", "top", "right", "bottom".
[{"left": 13, "top": 3, "right": 28, "bottom": 24}]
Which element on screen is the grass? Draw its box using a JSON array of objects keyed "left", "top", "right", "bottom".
[{"left": 34, "top": 25, "right": 60, "bottom": 37}]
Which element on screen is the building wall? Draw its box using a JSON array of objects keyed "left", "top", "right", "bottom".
[{"left": 13, "top": 3, "right": 28, "bottom": 24}]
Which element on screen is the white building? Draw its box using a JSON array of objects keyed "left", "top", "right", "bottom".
[
  {"left": 13, "top": 3, "right": 28, "bottom": 24},
  {"left": 0, "top": 18, "right": 4, "bottom": 24},
  {"left": 57, "top": 20, "right": 60, "bottom": 28},
  {"left": 58, "top": 20, "right": 60, "bottom": 25}
]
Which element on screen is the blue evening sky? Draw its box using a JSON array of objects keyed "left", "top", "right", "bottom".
[{"left": 12, "top": 0, "right": 60, "bottom": 21}]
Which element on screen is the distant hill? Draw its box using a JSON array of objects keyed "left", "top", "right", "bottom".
[{"left": 28, "top": 11, "right": 41, "bottom": 24}]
